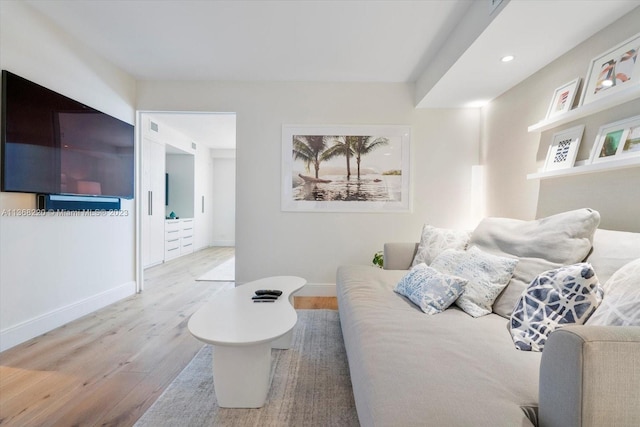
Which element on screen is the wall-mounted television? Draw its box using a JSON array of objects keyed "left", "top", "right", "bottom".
[{"left": 1, "top": 70, "right": 134, "bottom": 199}]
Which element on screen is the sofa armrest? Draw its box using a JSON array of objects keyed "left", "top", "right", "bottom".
[
  {"left": 383, "top": 243, "right": 418, "bottom": 270},
  {"left": 539, "top": 325, "right": 640, "bottom": 427}
]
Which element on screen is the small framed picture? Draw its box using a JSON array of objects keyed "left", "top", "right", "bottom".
[
  {"left": 590, "top": 115, "right": 640, "bottom": 163},
  {"left": 581, "top": 32, "right": 640, "bottom": 106},
  {"left": 545, "top": 78, "right": 581, "bottom": 119},
  {"left": 543, "top": 125, "right": 585, "bottom": 171}
]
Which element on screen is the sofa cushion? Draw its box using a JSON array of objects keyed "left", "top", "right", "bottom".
[
  {"left": 394, "top": 263, "right": 467, "bottom": 315},
  {"left": 430, "top": 246, "right": 518, "bottom": 317},
  {"left": 470, "top": 208, "right": 600, "bottom": 319},
  {"left": 510, "top": 263, "right": 603, "bottom": 352},
  {"left": 587, "top": 258, "right": 640, "bottom": 326},
  {"left": 411, "top": 225, "right": 471, "bottom": 267}
]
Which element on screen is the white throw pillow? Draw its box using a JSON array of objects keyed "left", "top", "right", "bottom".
[
  {"left": 430, "top": 246, "right": 518, "bottom": 318},
  {"left": 394, "top": 263, "right": 468, "bottom": 315},
  {"left": 510, "top": 263, "right": 603, "bottom": 352},
  {"left": 587, "top": 258, "right": 640, "bottom": 326},
  {"left": 411, "top": 225, "right": 471, "bottom": 267},
  {"left": 469, "top": 209, "right": 600, "bottom": 319}
]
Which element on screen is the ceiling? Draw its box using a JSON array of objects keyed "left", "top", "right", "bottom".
[
  {"left": 26, "top": 0, "right": 472, "bottom": 83},
  {"left": 151, "top": 112, "right": 237, "bottom": 151},
  {"left": 24, "top": 0, "right": 640, "bottom": 147}
]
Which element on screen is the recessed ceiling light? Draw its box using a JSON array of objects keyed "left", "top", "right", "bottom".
[{"left": 501, "top": 55, "right": 515, "bottom": 63}]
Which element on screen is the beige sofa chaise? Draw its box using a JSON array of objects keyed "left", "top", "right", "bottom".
[{"left": 336, "top": 209, "right": 640, "bottom": 427}]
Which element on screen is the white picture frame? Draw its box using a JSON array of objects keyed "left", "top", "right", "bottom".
[
  {"left": 281, "top": 124, "right": 411, "bottom": 212},
  {"left": 590, "top": 115, "right": 640, "bottom": 164},
  {"left": 543, "top": 125, "right": 585, "bottom": 171},
  {"left": 545, "top": 78, "right": 581, "bottom": 119},
  {"left": 580, "top": 32, "right": 640, "bottom": 106}
]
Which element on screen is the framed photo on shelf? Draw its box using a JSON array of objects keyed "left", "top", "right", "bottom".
[
  {"left": 281, "top": 124, "right": 411, "bottom": 212},
  {"left": 590, "top": 115, "right": 640, "bottom": 164},
  {"left": 545, "top": 78, "right": 581, "bottom": 119},
  {"left": 543, "top": 125, "right": 585, "bottom": 171},
  {"left": 581, "top": 32, "right": 640, "bottom": 106}
]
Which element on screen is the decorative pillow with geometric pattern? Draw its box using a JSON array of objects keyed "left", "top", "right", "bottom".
[{"left": 510, "top": 263, "right": 603, "bottom": 352}]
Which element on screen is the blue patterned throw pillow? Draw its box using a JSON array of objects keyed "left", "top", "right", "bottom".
[
  {"left": 510, "top": 263, "right": 603, "bottom": 352},
  {"left": 395, "top": 263, "right": 468, "bottom": 315},
  {"left": 430, "top": 246, "right": 518, "bottom": 318}
]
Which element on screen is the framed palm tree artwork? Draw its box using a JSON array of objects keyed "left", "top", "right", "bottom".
[{"left": 281, "top": 124, "right": 411, "bottom": 212}]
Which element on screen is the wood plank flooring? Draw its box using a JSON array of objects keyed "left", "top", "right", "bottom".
[
  {"left": 293, "top": 296, "right": 339, "bottom": 310},
  {"left": 0, "top": 248, "right": 337, "bottom": 427}
]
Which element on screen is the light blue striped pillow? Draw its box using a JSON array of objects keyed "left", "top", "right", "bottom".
[{"left": 395, "top": 263, "right": 468, "bottom": 315}]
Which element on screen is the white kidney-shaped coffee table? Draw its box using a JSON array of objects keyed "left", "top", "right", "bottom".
[{"left": 188, "top": 276, "right": 306, "bottom": 408}]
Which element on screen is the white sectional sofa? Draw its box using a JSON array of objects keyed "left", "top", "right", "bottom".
[{"left": 337, "top": 209, "right": 640, "bottom": 427}]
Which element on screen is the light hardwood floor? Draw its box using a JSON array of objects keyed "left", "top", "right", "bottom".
[{"left": 0, "top": 247, "right": 336, "bottom": 426}]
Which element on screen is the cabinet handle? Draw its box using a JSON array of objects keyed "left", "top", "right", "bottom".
[
  {"left": 148, "top": 190, "right": 153, "bottom": 216},
  {"left": 202, "top": 195, "right": 205, "bottom": 213}
]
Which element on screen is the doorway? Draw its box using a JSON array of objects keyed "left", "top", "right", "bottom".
[{"left": 137, "top": 111, "right": 236, "bottom": 292}]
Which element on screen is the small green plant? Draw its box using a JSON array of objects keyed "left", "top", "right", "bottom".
[{"left": 372, "top": 251, "right": 384, "bottom": 269}]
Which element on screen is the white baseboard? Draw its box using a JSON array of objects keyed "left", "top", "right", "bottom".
[
  {"left": 0, "top": 281, "right": 136, "bottom": 352},
  {"left": 212, "top": 240, "right": 235, "bottom": 247},
  {"left": 293, "top": 283, "right": 336, "bottom": 297}
]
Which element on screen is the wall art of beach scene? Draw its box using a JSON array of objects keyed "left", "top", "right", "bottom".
[{"left": 290, "top": 134, "right": 403, "bottom": 203}]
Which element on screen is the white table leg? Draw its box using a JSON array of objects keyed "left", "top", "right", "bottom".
[
  {"left": 271, "top": 329, "right": 293, "bottom": 349},
  {"left": 212, "top": 342, "right": 272, "bottom": 408},
  {"left": 271, "top": 294, "right": 296, "bottom": 349}
]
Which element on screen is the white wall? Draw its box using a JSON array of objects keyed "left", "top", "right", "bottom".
[
  {"left": 481, "top": 7, "right": 640, "bottom": 232},
  {"left": 0, "top": 1, "right": 137, "bottom": 350},
  {"left": 211, "top": 154, "right": 236, "bottom": 246},
  {"left": 137, "top": 81, "right": 480, "bottom": 285}
]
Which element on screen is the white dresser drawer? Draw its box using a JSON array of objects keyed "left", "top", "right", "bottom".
[
  {"left": 165, "top": 219, "right": 180, "bottom": 232},
  {"left": 181, "top": 234, "right": 194, "bottom": 246},
  {"left": 165, "top": 236, "right": 180, "bottom": 249},
  {"left": 165, "top": 229, "right": 181, "bottom": 241},
  {"left": 164, "top": 240, "right": 181, "bottom": 259},
  {"left": 181, "top": 242, "right": 194, "bottom": 255}
]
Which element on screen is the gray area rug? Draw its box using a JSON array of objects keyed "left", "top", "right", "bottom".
[{"left": 134, "top": 310, "right": 358, "bottom": 427}]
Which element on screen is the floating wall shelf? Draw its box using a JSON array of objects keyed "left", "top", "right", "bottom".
[
  {"left": 527, "top": 84, "right": 640, "bottom": 180},
  {"left": 528, "top": 85, "right": 640, "bottom": 133},
  {"left": 527, "top": 156, "right": 640, "bottom": 180}
]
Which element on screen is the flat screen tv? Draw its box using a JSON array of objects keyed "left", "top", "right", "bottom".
[{"left": 1, "top": 70, "right": 134, "bottom": 199}]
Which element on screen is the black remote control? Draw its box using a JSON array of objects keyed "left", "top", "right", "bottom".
[
  {"left": 255, "top": 289, "right": 282, "bottom": 296},
  {"left": 252, "top": 295, "right": 278, "bottom": 300}
]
